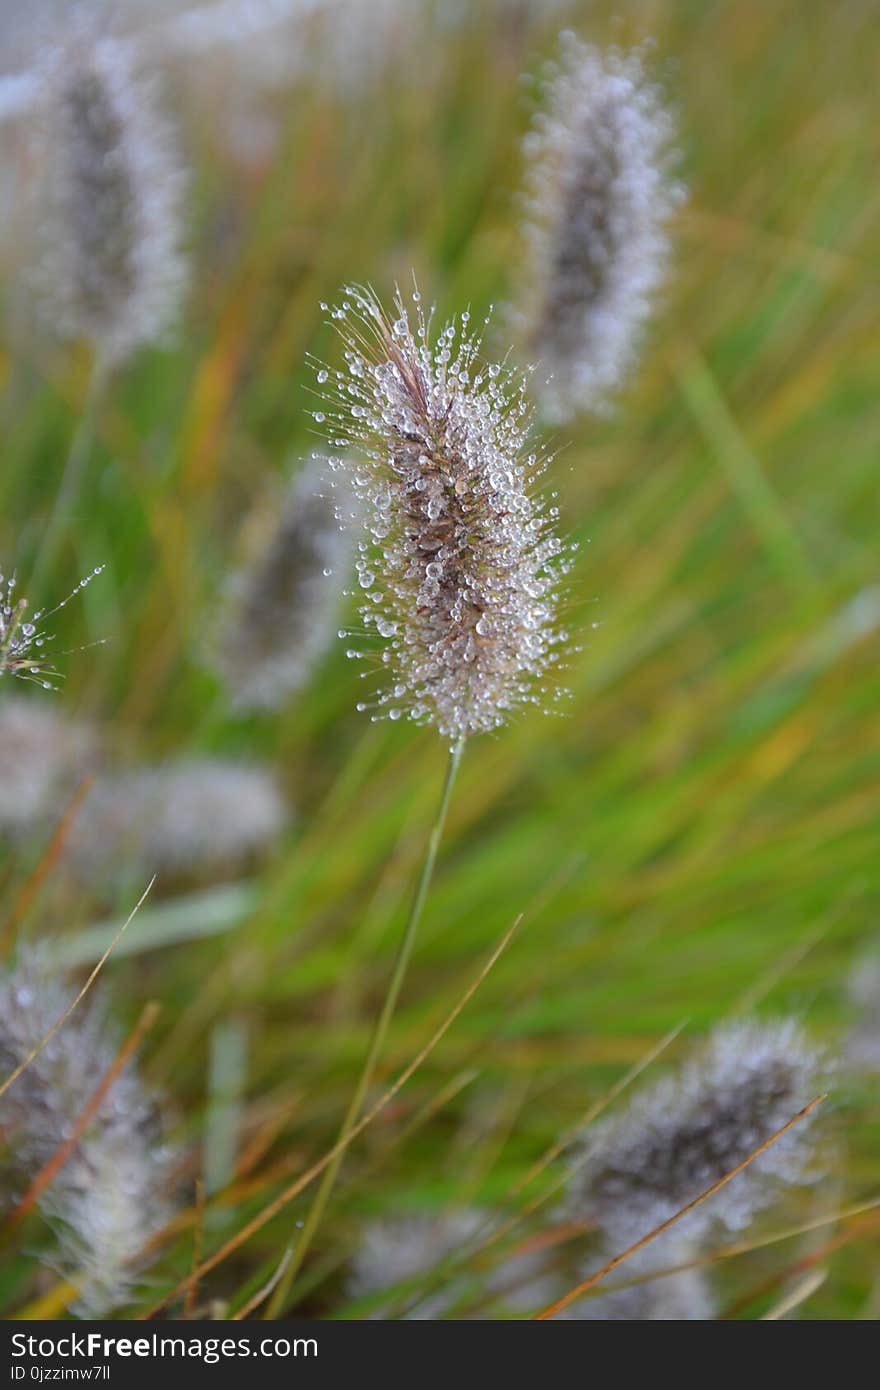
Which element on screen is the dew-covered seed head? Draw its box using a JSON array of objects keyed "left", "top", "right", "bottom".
[
  {"left": 0, "top": 951, "right": 176, "bottom": 1315},
  {"left": 350, "top": 1209, "right": 559, "bottom": 1319},
  {"left": 210, "top": 457, "right": 354, "bottom": 712},
  {"left": 569, "top": 1019, "right": 826, "bottom": 1250},
  {"left": 0, "top": 697, "right": 97, "bottom": 838},
  {"left": 37, "top": 30, "right": 187, "bottom": 364},
  {"left": 0, "top": 567, "right": 104, "bottom": 689},
  {"left": 573, "top": 1240, "right": 716, "bottom": 1321},
  {"left": 61, "top": 757, "right": 287, "bottom": 888},
  {"left": 315, "top": 283, "right": 571, "bottom": 741},
  {"left": 515, "top": 33, "right": 685, "bottom": 421}
]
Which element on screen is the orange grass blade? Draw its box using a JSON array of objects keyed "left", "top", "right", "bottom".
[
  {"left": 565, "top": 1193, "right": 880, "bottom": 1302},
  {"left": 1, "top": 1000, "right": 160, "bottom": 1238}
]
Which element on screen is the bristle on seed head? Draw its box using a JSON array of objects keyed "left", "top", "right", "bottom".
[
  {"left": 569, "top": 1020, "right": 825, "bottom": 1249},
  {"left": 0, "top": 567, "right": 104, "bottom": 689}
]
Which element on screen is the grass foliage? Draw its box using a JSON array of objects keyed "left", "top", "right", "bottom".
[{"left": 0, "top": 0, "right": 878, "bottom": 1319}]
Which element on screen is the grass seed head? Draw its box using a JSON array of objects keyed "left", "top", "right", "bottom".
[
  {"left": 210, "top": 457, "right": 354, "bottom": 712},
  {"left": 0, "top": 567, "right": 104, "bottom": 689},
  {"left": 316, "top": 283, "right": 571, "bottom": 741},
  {"left": 570, "top": 1019, "right": 826, "bottom": 1248},
  {"left": 37, "top": 31, "right": 186, "bottom": 364},
  {"left": 62, "top": 757, "right": 287, "bottom": 886},
  {"left": 846, "top": 955, "right": 880, "bottom": 1071},
  {"left": 350, "top": 1209, "right": 557, "bottom": 1318},
  {"left": 0, "top": 952, "right": 176, "bottom": 1315},
  {"left": 573, "top": 1240, "right": 715, "bottom": 1321},
  {"left": 516, "top": 33, "right": 684, "bottom": 421},
  {"left": 0, "top": 697, "right": 97, "bottom": 837}
]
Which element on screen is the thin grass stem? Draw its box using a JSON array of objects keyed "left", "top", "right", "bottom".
[{"left": 264, "top": 736, "right": 465, "bottom": 1317}]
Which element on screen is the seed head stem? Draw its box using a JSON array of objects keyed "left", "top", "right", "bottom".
[{"left": 264, "top": 735, "right": 465, "bottom": 1317}]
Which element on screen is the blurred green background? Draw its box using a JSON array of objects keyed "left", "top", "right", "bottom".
[{"left": 1, "top": 0, "right": 878, "bottom": 1318}]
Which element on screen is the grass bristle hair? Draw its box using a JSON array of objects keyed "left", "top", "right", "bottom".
[{"left": 0, "top": 567, "right": 104, "bottom": 688}]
